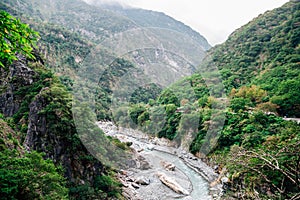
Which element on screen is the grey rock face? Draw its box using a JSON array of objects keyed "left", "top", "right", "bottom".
[
  {"left": 0, "top": 56, "right": 36, "bottom": 117},
  {"left": 0, "top": 56, "right": 105, "bottom": 185}
]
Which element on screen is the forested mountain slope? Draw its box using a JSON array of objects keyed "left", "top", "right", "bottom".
[
  {"left": 201, "top": 0, "right": 300, "bottom": 116},
  {"left": 0, "top": 0, "right": 211, "bottom": 120},
  {"left": 0, "top": 54, "right": 124, "bottom": 199},
  {"left": 119, "top": 1, "right": 300, "bottom": 199},
  {"left": 0, "top": 1, "right": 213, "bottom": 199}
]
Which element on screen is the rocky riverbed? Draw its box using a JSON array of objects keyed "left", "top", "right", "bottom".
[{"left": 96, "top": 121, "right": 223, "bottom": 200}]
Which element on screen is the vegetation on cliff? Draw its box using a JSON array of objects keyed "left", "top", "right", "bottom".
[
  {"left": 0, "top": 11, "right": 122, "bottom": 199},
  {"left": 0, "top": 0, "right": 299, "bottom": 199},
  {"left": 0, "top": 10, "right": 39, "bottom": 68}
]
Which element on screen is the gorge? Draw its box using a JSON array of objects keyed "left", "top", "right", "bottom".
[{"left": 0, "top": 0, "right": 299, "bottom": 199}]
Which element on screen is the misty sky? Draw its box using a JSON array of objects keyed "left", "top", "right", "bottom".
[{"left": 84, "top": 0, "right": 289, "bottom": 46}]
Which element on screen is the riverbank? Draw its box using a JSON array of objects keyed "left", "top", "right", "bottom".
[{"left": 97, "top": 121, "right": 223, "bottom": 200}]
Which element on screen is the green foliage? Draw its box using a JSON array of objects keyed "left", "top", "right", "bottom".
[
  {"left": 0, "top": 150, "right": 68, "bottom": 199},
  {"left": 271, "top": 79, "right": 300, "bottom": 116},
  {"left": 69, "top": 174, "right": 122, "bottom": 200},
  {"left": 227, "top": 121, "right": 300, "bottom": 199},
  {"left": 94, "top": 174, "right": 122, "bottom": 198},
  {"left": 158, "top": 104, "right": 181, "bottom": 140},
  {"left": 157, "top": 89, "right": 180, "bottom": 106},
  {"left": 13, "top": 65, "right": 54, "bottom": 126},
  {"left": 129, "top": 104, "right": 147, "bottom": 126},
  {"left": 0, "top": 11, "right": 39, "bottom": 68},
  {"left": 96, "top": 58, "right": 136, "bottom": 120},
  {"left": 215, "top": 111, "right": 282, "bottom": 150},
  {"left": 229, "top": 85, "right": 279, "bottom": 114},
  {"left": 107, "top": 136, "right": 131, "bottom": 151},
  {"left": 130, "top": 83, "right": 162, "bottom": 104},
  {"left": 230, "top": 85, "right": 267, "bottom": 104},
  {"left": 229, "top": 97, "right": 250, "bottom": 112},
  {"left": 189, "top": 129, "right": 207, "bottom": 154},
  {"left": 201, "top": 1, "right": 300, "bottom": 116}
]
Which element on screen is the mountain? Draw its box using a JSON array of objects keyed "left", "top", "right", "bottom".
[
  {"left": 2, "top": 0, "right": 299, "bottom": 199},
  {"left": 116, "top": 1, "right": 300, "bottom": 199},
  {"left": 200, "top": 0, "right": 300, "bottom": 117},
  {"left": 98, "top": 3, "right": 211, "bottom": 51},
  {"left": 0, "top": 1, "right": 212, "bottom": 199},
  {"left": 0, "top": 0, "right": 211, "bottom": 120},
  {"left": 1, "top": 0, "right": 210, "bottom": 67}
]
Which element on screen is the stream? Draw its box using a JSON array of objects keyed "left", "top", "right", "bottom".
[
  {"left": 97, "top": 121, "right": 217, "bottom": 200},
  {"left": 151, "top": 150, "right": 211, "bottom": 200}
]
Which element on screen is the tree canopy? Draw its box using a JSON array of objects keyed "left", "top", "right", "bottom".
[{"left": 0, "top": 10, "right": 39, "bottom": 68}]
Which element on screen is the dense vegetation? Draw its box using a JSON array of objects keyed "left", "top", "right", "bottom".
[
  {"left": 0, "top": 149, "right": 68, "bottom": 199},
  {"left": 1, "top": 0, "right": 299, "bottom": 199},
  {"left": 201, "top": 0, "right": 300, "bottom": 117},
  {"left": 0, "top": 10, "right": 38, "bottom": 68},
  {"left": 0, "top": 11, "right": 123, "bottom": 199},
  {"left": 0, "top": 50, "right": 68, "bottom": 200},
  {"left": 113, "top": 1, "right": 300, "bottom": 199}
]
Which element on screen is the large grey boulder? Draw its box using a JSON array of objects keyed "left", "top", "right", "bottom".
[{"left": 156, "top": 172, "right": 189, "bottom": 195}]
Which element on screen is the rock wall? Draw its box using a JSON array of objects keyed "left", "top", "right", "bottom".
[
  {"left": 0, "top": 55, "right": 36, "bottom": 117},
  {"left": 0, "top": 55, "right": 104, "bottom": 185}
]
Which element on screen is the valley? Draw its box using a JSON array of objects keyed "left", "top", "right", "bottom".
[
  {"left": 0, "top": 0, "right": 299, "bottom": 199},
  {"left": 97, "top": 121, "right": 218, "bottom": 200}
]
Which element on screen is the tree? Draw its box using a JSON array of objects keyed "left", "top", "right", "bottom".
[
  {"left": 230, "top": 85, "right": 267, "bottom": 105},
  {"left": 228, "top": 133, "right": 300, "bottom": 199},
  {"left": 0, "top": 150, "right": 68, "bottom": 199},
  {"left": 0, "top": 11, "right": 39, "bottom": 68}
]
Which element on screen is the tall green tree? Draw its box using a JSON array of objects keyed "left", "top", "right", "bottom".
[
  {"left": 0, "top": 10, "right": 39, "bottom": 68},
  {"left": 0, "top": 150, "right": 68, "bottom": 199}
]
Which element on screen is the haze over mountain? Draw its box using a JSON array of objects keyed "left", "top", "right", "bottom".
[
  {"left": 120, "top": 1, "right": 299, "bottom": 199},
  {"left": 83, "top": 0, "right": 290, "bottom": 45},
  {"left": 0, "top": 0, "right": 212, "bottom": 199},
  {"left": 0, "top": 0, "right": 299, "bottom": 199}
]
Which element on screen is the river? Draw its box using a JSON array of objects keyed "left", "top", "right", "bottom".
[
  {"left": 97, "top": 121, "right": 217, "bottom": 200},
  {"left": 151, "top": 150, "right": 211, "bottom": 199}
]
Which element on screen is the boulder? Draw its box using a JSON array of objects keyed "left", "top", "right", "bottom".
[
  {"left": 135, "top": 176, "right": 150, "bottom": 185},
  {"left": 137, "top": 155, "right": 151, "bottom": 170},
  {"left": 161, "top": 161, "right": 176, "bottom": 171},
  {"left": 156, "top": 172, "right": 189, "bottom": 195},
  {"left": 221, "top": 177, "right": 229, "bottom": 184},
  {"left": 126, "top": 177, "right": 135, "bottom": 182},
  {"left": 131, "top": 183, "right": 140, "bottom": 189}
]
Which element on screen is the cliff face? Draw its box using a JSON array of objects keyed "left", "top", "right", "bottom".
[
  {"left": 0, "top": 56, "right": 36, "bottom": 117},
  {"left": 0, "top": 55, "right": 104, "bottom": 185}
]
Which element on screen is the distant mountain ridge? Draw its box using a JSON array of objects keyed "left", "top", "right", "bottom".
[
  {"left": 0, "top": 0, "right": 212, "bottom": 121},
  {"left": 99, "top": 3, "right": 211, "bottom": 51},
  {"left": 0, "top": 0, "right": 211, "bottom": 91}
]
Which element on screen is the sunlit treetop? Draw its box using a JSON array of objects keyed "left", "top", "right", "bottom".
[{"left": 0, "top": 10, "right": 39, "bottom": 68}]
